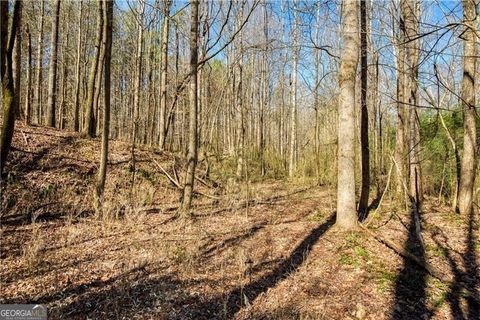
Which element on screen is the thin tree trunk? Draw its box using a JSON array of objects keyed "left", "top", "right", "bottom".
[
  {"left": 12, "top": 1, "right": 22, "bottom": 118},
  {"left": 84, "top": 0, "right": 103, "bottom": 137},
  {"left": 288, "top": 0, "right": 299, "bottom": 177},
  {"left": 96, "top": 0, "right": 113, "bottom": 202},
  {"left": 130, "top": 0, "right": 145, "bottom": 189},
  {"left": 405, "top": 0, "right": 422, "bottom": 207},
  {"left": 457, "top": 0, "right": 477, "bottom": 216},
  {"left": 34, "top": 0, "right": 44, "bottom": 125},
  {"left": 336, "top": 0, "right": 359, "bottom": 230},
  {"left": 73, "top": 1, "right": 84, "bottom": 131},
  {"left": 159, "top": 0, "right": 172, "bottom": 149},
  {"left": 395, "top": 1, "right": 408, "bottom": 201},
  {"left": 358, "top": 0, "right": 370, "bottom": 216},
  {"left": 180, "top": 0, "right": 199, "bottom": 213},
  {"left": 46, "top": 0, "right": 61, "bottom": 128},
  {"left": 59, "top": 6, "right": 70, "bottom": 129},
  {"left": 24, "top": 24, "right": 32, "bottom": 125}
]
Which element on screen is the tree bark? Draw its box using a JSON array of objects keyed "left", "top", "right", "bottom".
[
  {"left": 395, "top": 1, "right": 408, "bottom": 200},
  {"left": 404, "top": 0, "right": 422, "bottom": 207},
  {"left": 96, "top": 0, "right": 113, "bottom": 201},
  {"left": 358, "top": 0, "right": 370, "bottom": 216},
  {"left": 46, "top": 0, "right": 61, "bottom": 128},
  {"left": 159, "top": 0, "right": 172, "bottom": 150},
  {"left": 83, "top": 0, "right": 103, "bottom": 137},
  {"left": 1, "top": 0, "right": 21, "bottom": 176},
  {"left": 12, "top": 1, "right": 22, "bottom": 118},
  {"left": 34, "top": 0, "right": 44, "bottom": 125},
  {"left": 24, "top": 24, "right": 32, "bottom": 125},
  {"left": 180, "top": 0, "right": 199, "bottom": 213},
  {"left": 130, "top": 0, "right": 145, "bottom": 190},
  {"left": 73, "top": 1, "right": 84, "bottom": 131},
  {"left": 288, "top": 0, "right": 299, "bottom": 177},
  {"left": 336, "top": 0, "right": 359, "bottom": 230},
  {"left": 457, "top": 0, "right": 477, "bottom": 216}
]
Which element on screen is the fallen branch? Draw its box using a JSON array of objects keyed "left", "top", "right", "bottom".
[
  {"left": 359, "top": 223, "right": 480, "bottom": 304},
  {"left": 150, "top": 157, "right": 183, "bottom": 189},
  {"left": 364, "top": 161, "right": 394, "bottom": 226}
]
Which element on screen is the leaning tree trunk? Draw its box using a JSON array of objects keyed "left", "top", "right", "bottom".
[
  {"left": 83, "top": 0, "right": 103, "bottom": 137},
  {"left": 180, "top": 0, "right": 199, "bottom": 213},
  {"left": 336, "top": 0, "right": 359, "bottom": 230},
  {"left": 457, "top": 0, "right": 477, "bottom": 216},
  {"left": 358, "top": 0, "right": 370, "bottom": 216},
  {"left": 96, "top": 0, "right": 113, "bottom": 202},
  {"left": 46, "top": 0, "right": 61, "bottom": 128},
  {"left": 1, "top": 0, "right": 21, "bottom": 176}
]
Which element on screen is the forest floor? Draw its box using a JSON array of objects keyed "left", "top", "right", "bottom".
[{"left": 0, "top": 124, "right": 479, "bottom": 319}]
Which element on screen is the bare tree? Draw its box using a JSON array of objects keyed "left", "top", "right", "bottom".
[
  {"left": 84, "top": 0, "right": 104, "bottom": 137},
  {"left": 457, "top": 0, "right": 477, "bottom": 215},
  {"left": 96, "top": 0, "right": 113, "bottom": 202},
  {"left": 288, "top": 0, "right": 299, "bottom": 177},
  {"left": 159, "top": 0, "right": 172, "bottom": 150},
  {"left": 358, "top": 0, "right": 370, "bottom": 215},
  {"left": 336, "top": 0, "right": 359, "bottom": 230},
  {"left": 34, "top": 0, "right": 44, "bottom": 125},
  {"left": 1, "top": 0, "right": 22, "bottom": 176},
  {"left": 73, "top": 1, "right": 84, "bottom": 131},
  {"left": 46, "top": 0, "right": 61, "bottom": 128},
  {"left": 180, "top": 0, "right": 199, "bottom": 213},
  {"left": 24, "top": 23, "right": 32, "bottom": 124}
]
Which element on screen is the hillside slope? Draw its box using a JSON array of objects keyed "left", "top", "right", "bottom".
[{"left": 0, "top": 124, "right": 478, "bottom": 320}]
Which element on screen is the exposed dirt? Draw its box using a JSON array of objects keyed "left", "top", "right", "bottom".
[{"left": 0, "top": 124, "right": 479, "bottom": 319}]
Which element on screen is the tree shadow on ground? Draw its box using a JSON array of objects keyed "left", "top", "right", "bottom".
[
  {"left": 431, "top": 208, "right": 479, "bottom": 320},
  {"left": 185, "top": 214, "right": 336, "bottom": 319},
  {"left": 392, "top": 207, "right": 433, "bottom": 319},
  {"left": 23, "top": 266, "right": 191, "bottom": 319}
]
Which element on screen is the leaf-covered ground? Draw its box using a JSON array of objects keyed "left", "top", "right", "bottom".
[{"left": 1, "top": 125, "right": 479, "bottom": 319}]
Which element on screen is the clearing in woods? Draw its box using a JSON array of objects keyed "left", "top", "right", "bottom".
[{"left": 0, "top": 125, "right": 479, "bottom": 319}]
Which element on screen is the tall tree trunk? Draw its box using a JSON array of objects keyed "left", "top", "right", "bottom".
[
  {"left": 34, "top": 0, "right": 44, "bottom": 125},
  {"left": 457, "top": 0, "right": 477, "bottom": 216},
  {"left": 395, "top": 0, "right": 408, "bottom": 201},
  {"left": 24, "top": 24, "right": 32, "bottom": 125},
  {"left": 404, "top": 0, "right": 422, "bottom": 207},
  {"left": 46, "top": 0, "right": 61, "bottom": 128},
  {"left": 259, "top": 0, "right": 268, "bottom": 177},
  {"left": 59, "top": 6, "right": 70, "bottom": 129},
  {"left": 130, "top": 0, "right": 145, "bottom": 188},
  {"left": 96, "top": 0, "right": 113, "bottom": 201},
  {"left": 73, "top": 1, "right": 84, "bottom": 131},
  {"left": 358, "top": 0, "right": 370, "bottom": 216},
  {"left": 93, "top": 22, "right": 106, "bottom": 136},
  {"left": 84, "top": 0, "right": 103, "bottom": 137},
  {"left": 288, "top": 0, "right": 299, "bottom": 177},
  {"left": 1, "top": 0, "right": 21, "bottom": 176},
  {"left": 159, "top": 0, "right": 172, "bottom": 149},
  {"left": 180, "top": 0, "right": 199, "bottom": 213},
  {"left": 12, "top": 1, "right": 22, "bottom": 118},
  {"left": 336, "top": 0, "right": 359, "bottom": 230},
  {"left": 236, "top": 3, "right": 245, "bottom": 180}
]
